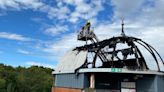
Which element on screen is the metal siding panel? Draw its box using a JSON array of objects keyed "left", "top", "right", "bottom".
[
  {"left": 83, "top": 74, "right": 89, "bottom": 88},
  {"left": 136, "top": 75, "right": 155, "bottom": 92},
  {"left": 156, "top": 75, "right": 164, "bottom": 92},
  {"left": 55, "top": 73, "right": 85, "bottom": 89},
  {"left": 154, "top": 75, "right": 158, "bottom": 92},
  {"left": 55, "top": 50, "right": 88, "bottom": 73}
]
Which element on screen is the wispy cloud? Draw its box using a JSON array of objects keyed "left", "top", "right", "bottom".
[
  {"left": 44, "top": 25, "right": 69, "bottom": 36},
  {"left": 65, "top": 0, "right": 105, "bottom": 23},
  {"left": 0, "top": 32, "right": 32, "bottom": 41},
  {"left": 0, "top": 0, "right": 20, "bottom": 10},
  {"left": 47, "top": 6, "right": 71, "bottom": 20},
  {"left": 0, "top": 0, "right": 106, "bottom": 23},
  {"left": 26, "top": 61, "right": 54, "bottom": 68},
  {"left": 0, "top": 0, "right": 106, "bottom": 37},
  {"left": 41, "top": 33, "right": 86, "bottom": 61},
  {"left": 17, "top": 49, "right": 31, "bottom": 55},
  {"left": 0, "top": 0, "right": 43, "bottom": 10},
  {"left": 111, "top": 0, "right": 145, "bottom": 19}
]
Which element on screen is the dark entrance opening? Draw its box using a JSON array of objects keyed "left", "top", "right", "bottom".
[{"left": 94, "top": 73, "right": 137, "bottom": 92}]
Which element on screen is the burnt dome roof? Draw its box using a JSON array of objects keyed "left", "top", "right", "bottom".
[{"left": 75, "top": 35, "right": 164, "bottom": 72}]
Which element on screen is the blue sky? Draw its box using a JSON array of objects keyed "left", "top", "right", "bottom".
[{"left": 0, "top": 0, "right": 164, "bottom": 70}]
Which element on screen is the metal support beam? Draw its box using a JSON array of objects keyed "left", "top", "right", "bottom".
[{"left": 90, "top": 74, "right": 95, "bottom": 89}]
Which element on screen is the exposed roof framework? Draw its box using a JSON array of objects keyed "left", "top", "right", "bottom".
[
  {"left": 55, "top": 21, "right": 164, "bottom": 74},
  {"left": 75, "top": 36, "right": 164, "bottom": 71}
]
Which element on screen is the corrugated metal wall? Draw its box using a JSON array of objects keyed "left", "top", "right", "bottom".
[{"left": 55, "top": 73, "right": 89, "bottom": 89}]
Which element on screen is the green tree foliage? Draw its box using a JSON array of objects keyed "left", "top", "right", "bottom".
[{"left": 0, "top": 64, "right": 53, "bottom": 92}]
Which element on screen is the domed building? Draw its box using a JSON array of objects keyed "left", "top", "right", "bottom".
[{"left": 52, "top": 21, "right": 164, "bottom": 92}]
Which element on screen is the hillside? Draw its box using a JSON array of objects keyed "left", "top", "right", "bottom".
[{"left": 0, "top": 64, "right": 53, "bottom": 92}]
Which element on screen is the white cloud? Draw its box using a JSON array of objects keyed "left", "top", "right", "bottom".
[
  {"left": 42, "top": 33, "right": 86, "bottom": 60},
  {"left": 139, "top": 27, "right": 164, "bottom": 56},
  {"left": 26, "top": 61, "right": 54, "bottom": 68},
  {"left": 17, "top": 49, "right": 31, "bottom": 55},
  {"left": 44, "top": 25, "right": 68, "bottom": 36},
  {"left": 75, "top": 1, "right": 92, "bottom": 13},
  {"left": 138, "top": 0, "right": 164, "bottom": 26},
  {"left": 0, "top": 0, "right": 20, "bottom": 9},
  {"left": 69, "top": 16, "right": 79, "bottom": 23},
  {"left": 0, "top": 0, "right": 43, "bottom": 10},
  {"left": 47, "top": 6, "right": 70, "bottom": 20},
  {"left": 0, "top": 32, "right": 32, "bottom": 41},
  {"left": 110, "top": 0, "right": 164, "bottom": 27},
  {"left": 15, "top": 0, "right": 43, "bottom": 9},
  {"left": 62, "top": 0, "right": 74, "bottom": 5},
  {"left": 0, "top": 0, "right": 105, "bottom": 24},
  {"left": 111, "top": 0, "right": 145, "bottom": 19},
  {"left": 66, "top": 0, "right": 105, "bottom": 23}
]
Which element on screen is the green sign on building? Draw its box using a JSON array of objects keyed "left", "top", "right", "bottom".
[{"left": 111, "top": 68, "right": 122, "bottom": 72}]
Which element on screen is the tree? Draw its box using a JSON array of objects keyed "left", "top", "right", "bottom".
[{"left": 0, "top": 63, "right": 53, "bottom": 92}]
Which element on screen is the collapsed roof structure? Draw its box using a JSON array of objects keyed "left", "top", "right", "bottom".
[{"left": 52, "top": 21, "right": 164, "bottom": 92}]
